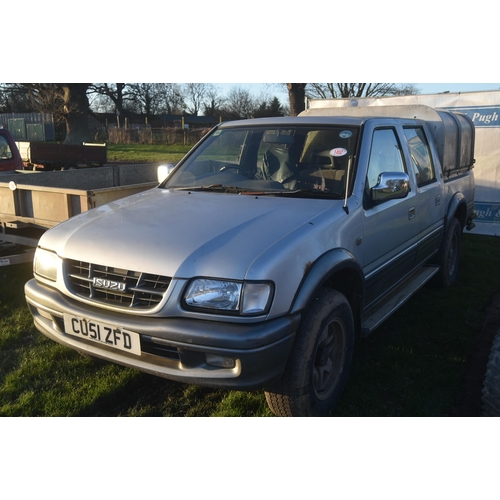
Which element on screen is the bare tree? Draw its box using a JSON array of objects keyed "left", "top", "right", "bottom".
[
  {"left": 0, "top": 84, "right": 31, "bottom": 112},
  {"left": 220, "top": 86, "right": 257, "bottom": 120},
  {"left": 307, "top": 83, "right": 419, "bottom": 99},
  {"left": 10, "top": 83, "right": 92, "bottom": 143},
  {"left": 127, "top": 83, "right": 167, "bottom": 115},
  {"left": 89, "top": 83, "right": 133, "bottom": 116},
  {"left": 89, "top": 83, "right": 187, "bottom": 116},
  {"left": 88, "top": 92, "right": 115, "bottom": 113},
  {"left": 202, "top": 85, "right": 226, "bottom": 117},
  {"left": 183, "top": 83, "right": 214, "bottom": 116},
  {"left": 161, "top": 83, "right": 185, "bottom": 115}
]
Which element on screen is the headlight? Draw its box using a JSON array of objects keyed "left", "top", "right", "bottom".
[
  {"left": 33, "top": 248, "right": 59, "bottom": 281},
  {"left": 184, "top": 279, "right": 273, "bottom": 315}
]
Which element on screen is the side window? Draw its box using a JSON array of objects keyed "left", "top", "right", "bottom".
[
  {"left": 0, "top": 135, "right": 13, "bottom": 160},
  {"left": 403, "top": 127, "right": 436, "bottom": 187},
  {"left": 366, "top": 128, "right": 406, "bottom": 190}
]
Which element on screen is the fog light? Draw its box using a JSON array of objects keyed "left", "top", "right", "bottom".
[{"left": 205, "top": 354, "right": 236, "bottom": 369}]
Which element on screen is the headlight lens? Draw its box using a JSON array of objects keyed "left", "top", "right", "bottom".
[
  {"left": 184, "top": 279, "right": 272, "bottom": 315},
  {"left": 33, "top": 248, "right": 59, "bottom": 281},
  {"left": 184, "top": 279, "right": 242, "bottom": 312}
]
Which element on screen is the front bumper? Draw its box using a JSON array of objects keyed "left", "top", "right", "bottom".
[{"left": 25, "top": 279, "right": 299, "bottom": 390}]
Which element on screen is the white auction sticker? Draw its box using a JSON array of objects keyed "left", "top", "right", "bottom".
[{"left": 330, "top": 148, "right": 348, "bottom": 157}]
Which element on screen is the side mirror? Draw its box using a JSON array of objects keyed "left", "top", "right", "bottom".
[
  {"left": 371, "top": 172, "right": 410, "bottom": 203},
  {"left": 157, "top": 163, "right": 176, "bottom": 184}
]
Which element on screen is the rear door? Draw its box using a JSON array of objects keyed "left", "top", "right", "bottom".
[{"left": 402, "top": 125, "right": 445, "bottom": 265}]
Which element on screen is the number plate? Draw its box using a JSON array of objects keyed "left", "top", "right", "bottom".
[{"left": 63, "top": 314, "right": 141, "bottom": 356}]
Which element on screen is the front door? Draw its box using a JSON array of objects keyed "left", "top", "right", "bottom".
[{"left": 362, "top": 126, "right": 419, "bottom": 307}]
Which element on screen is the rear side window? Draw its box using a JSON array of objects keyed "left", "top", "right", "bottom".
[{"left": 403, "top": 127, "right": 436, "bottom": 187}]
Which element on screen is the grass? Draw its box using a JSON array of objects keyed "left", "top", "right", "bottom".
[
  {"left": 106, "top": 144, "right": 192, "bottom": 164},
  {"left": 1, "top": 234, "right": 499, "bottom": 417},
  {"left": 335, "top": 234, "right": 500, "bottom": 416}
]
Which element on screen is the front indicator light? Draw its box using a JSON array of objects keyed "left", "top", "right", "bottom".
[{"left": 241, "top": 283, "right": 272, "bottom": 315}]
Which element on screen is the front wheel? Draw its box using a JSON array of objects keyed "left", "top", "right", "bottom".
[{"left": 265, "top": 288, "right": 355, "bottom": 417}]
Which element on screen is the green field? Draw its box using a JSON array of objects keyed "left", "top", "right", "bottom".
[
  {"left": 107, "top": 144, "right": 193, "bottom": 164},
  {"left": 1, "top": 234, "right": 498, "bottom": 417}
]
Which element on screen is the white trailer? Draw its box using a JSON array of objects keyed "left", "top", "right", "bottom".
[{"left": 306, "top": 90, "right": 500, "bottom": 236}]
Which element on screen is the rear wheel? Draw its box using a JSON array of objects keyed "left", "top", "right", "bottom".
[
  {"left": 265, "top": 288, "right": 354, "bottom": 417},
  {"left": 434, "top": 217, "right": 462, "bottom": 287}
]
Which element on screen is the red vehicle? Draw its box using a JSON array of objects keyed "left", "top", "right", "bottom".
[{"left": 0, "top": 129, "right": 23, "bottom": 172}]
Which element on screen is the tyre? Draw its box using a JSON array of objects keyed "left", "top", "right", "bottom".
[
  {"left": 265, "top": 288, "right": 355, "bottom": 417},
  {"left": 433, "top": 217, "right": 462, "bottom": 287},
  {"left": 482, "top": 329, "right": 500, "bottom": 417}
]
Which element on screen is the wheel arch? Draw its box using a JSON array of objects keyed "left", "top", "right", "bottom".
[
  {"left": 290, "top": 248, "right": 365, "bottom": 337},
  {"left": 446, "top": 192, "right": 467, "bottom": 229}
]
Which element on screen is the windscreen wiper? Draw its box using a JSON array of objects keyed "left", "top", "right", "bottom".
[
  {"left": 172, "top": 184, "right": 243, "bottom": 194},
  {"left": 248, "top": 189, "right": 343, "bottom": 199}
]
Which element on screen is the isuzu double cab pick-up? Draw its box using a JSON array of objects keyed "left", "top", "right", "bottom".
[{"left": 25, "top": 105, "right": 476, "bottom": 416}]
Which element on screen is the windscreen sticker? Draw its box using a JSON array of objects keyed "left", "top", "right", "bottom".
[
  {"left": 339, "top": 130, "right": 352, "bottom": 139},
  {"left": 213, "top": 130, "right": 222, "bottom": 136},
  {"left": 330, "top": 148, "right": 348, "bottom": 157}
]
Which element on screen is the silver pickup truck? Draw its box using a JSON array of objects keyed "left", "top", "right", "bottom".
[{"left": 25, "top": 104, "right": 476, "bottom": 416}]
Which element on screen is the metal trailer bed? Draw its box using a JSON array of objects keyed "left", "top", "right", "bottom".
[{"left": 0, "top": 164, "right": 159, "bottom": 266}]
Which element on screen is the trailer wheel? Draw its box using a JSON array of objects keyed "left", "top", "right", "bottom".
[
  {"left": 482, "top": 328, "right": 500, "bottom": 417},
  {"left": 265, "top": 288, "right": 354, "bottom": 417}
]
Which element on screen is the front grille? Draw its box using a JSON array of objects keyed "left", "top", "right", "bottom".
[{"left": 66, "top": 260, "right": 171, "bottom": 310}]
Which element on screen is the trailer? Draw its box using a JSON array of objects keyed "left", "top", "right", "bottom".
[
  {"left": 16, "top": 141, "right": 107, "bottom": 170},
  {"left": 0, "top": 163, "right": 159, "bottom": 266}
]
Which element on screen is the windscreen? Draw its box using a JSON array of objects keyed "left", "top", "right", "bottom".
[{"left": 164, "top": 125, "right": 359, "bottom": 198}]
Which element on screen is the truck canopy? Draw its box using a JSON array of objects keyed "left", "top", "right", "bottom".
[{"left": 300, "top": 104, "right": 475, "bottom": 177}]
